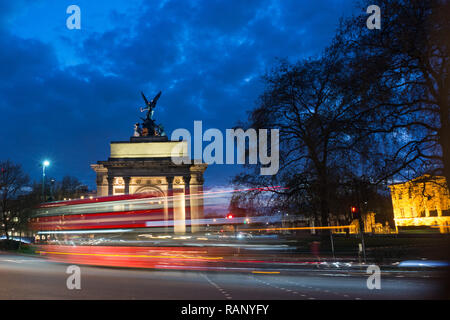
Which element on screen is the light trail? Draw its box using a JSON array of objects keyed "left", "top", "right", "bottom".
[
  {"left": 242, "top": 225, "right": 352, "bottom": 232},
  {"left": 36, "top": 250, "right": 224, "bottom": 261}
]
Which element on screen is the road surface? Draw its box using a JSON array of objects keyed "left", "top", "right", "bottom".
[{"left": 0, "top": 253, "right": 444, "bottom": 299}]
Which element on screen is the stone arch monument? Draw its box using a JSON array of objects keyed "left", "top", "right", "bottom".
[{"left": 91, "top": 91, "right": 207, "bottom": 234}]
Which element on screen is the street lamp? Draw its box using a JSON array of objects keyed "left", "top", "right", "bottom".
[{"left": 42, "top": 160, "right": 50, "bottom": 201}]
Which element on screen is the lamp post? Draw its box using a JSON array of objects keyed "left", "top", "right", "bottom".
[{"left": 42, "top": 160, "right": 50, "bottom": 201}]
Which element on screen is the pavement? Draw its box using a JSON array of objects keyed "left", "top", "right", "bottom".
[{"left": 0, "top": 252, "right": 445, "bottom": 299}]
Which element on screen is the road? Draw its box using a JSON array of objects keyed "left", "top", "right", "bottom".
[{"left": 0, "top": 253, "right": 444, "bottom": 299}]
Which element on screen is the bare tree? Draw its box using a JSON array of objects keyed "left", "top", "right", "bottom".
[
  {"left": 0, "top": 160, "right": 30, "bottom": 240},
  {"left": 339, "top": 0, "right": 450, "bottom": 187},
  {"left": 233, "top": 0, "right": 448, "bottom": 234},
  {"left": 234, "top": 43, "right": 377, "bottom": 229},
  {"left": 54, "top": 176, "right": 87, "bottom": 200}
]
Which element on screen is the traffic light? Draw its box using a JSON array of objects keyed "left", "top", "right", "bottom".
[
  {"left": 351, "top": 206, "right": 360, "bottom": 218},
  {"left": 226, "top": 213, "right": 233, "bottom": 219}
]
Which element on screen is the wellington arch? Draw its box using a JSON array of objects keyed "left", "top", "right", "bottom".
[{"left": 91, "top": 91, "right": 207, "bottom": 234}]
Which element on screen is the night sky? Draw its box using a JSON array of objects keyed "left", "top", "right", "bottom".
[{"left": 0, "top": 0, "right": 359, "bottom": 190}]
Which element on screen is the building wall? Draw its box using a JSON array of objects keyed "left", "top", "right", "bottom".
[{"left": 389, "top": 175, "right": 450, "bottom": 233}]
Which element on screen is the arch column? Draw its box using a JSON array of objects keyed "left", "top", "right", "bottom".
[
  {"left": 164, "top": 176, "right": 174, "bottom": 231},
  {"left": 167, "top": 176, "right": 186, "bottom": 234},
  {"left": 123, "top": 176, "right": 131, "bottom": 195},
  {"left": 189, "top": 175, "right": 204, "bottom": 233},
  {"left": 107, "top": 176, "right": 115, "bottom": 196},
  {"left": 172, "top": 178, "right": 186, "bottom": 234},
  {"left": 183, "top": 175, "right": 191, "bottom": 223}
]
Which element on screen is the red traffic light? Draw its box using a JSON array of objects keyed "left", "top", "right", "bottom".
[
  {"left": 226, "top": 214, "right": 233, "bottom": 219},
  {"left": 351, "top": 206, "right": 360, "bottom": 215}
]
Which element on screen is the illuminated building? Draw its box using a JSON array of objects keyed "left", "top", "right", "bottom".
[{"left": 389, "top": 175, "right": 450, "bottom": 233}]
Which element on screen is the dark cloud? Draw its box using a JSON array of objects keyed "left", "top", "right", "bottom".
[{"left": 0, "top": 0, "right": 359, "bottom": 188}]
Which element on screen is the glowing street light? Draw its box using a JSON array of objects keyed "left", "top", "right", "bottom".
[{"left": 42, "top": 160, "right": 50, "bottom": 201}]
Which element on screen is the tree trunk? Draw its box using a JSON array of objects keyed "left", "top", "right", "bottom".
[
  {"left": 18, "top": 229, "right": 22, "bottom": 250},
  {"left": 320, "top": 199, "right": 329, "bottom": 230},
  {"left": 319, "top": 179, "right": 331, "bottom": 237},
  {"left": 3, "top": 219, "right": 9, "bottom": 240}
]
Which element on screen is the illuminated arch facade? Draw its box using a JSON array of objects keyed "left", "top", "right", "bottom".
[{"left": 91, "top": 136, "right": 207, "bottom": 234}]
